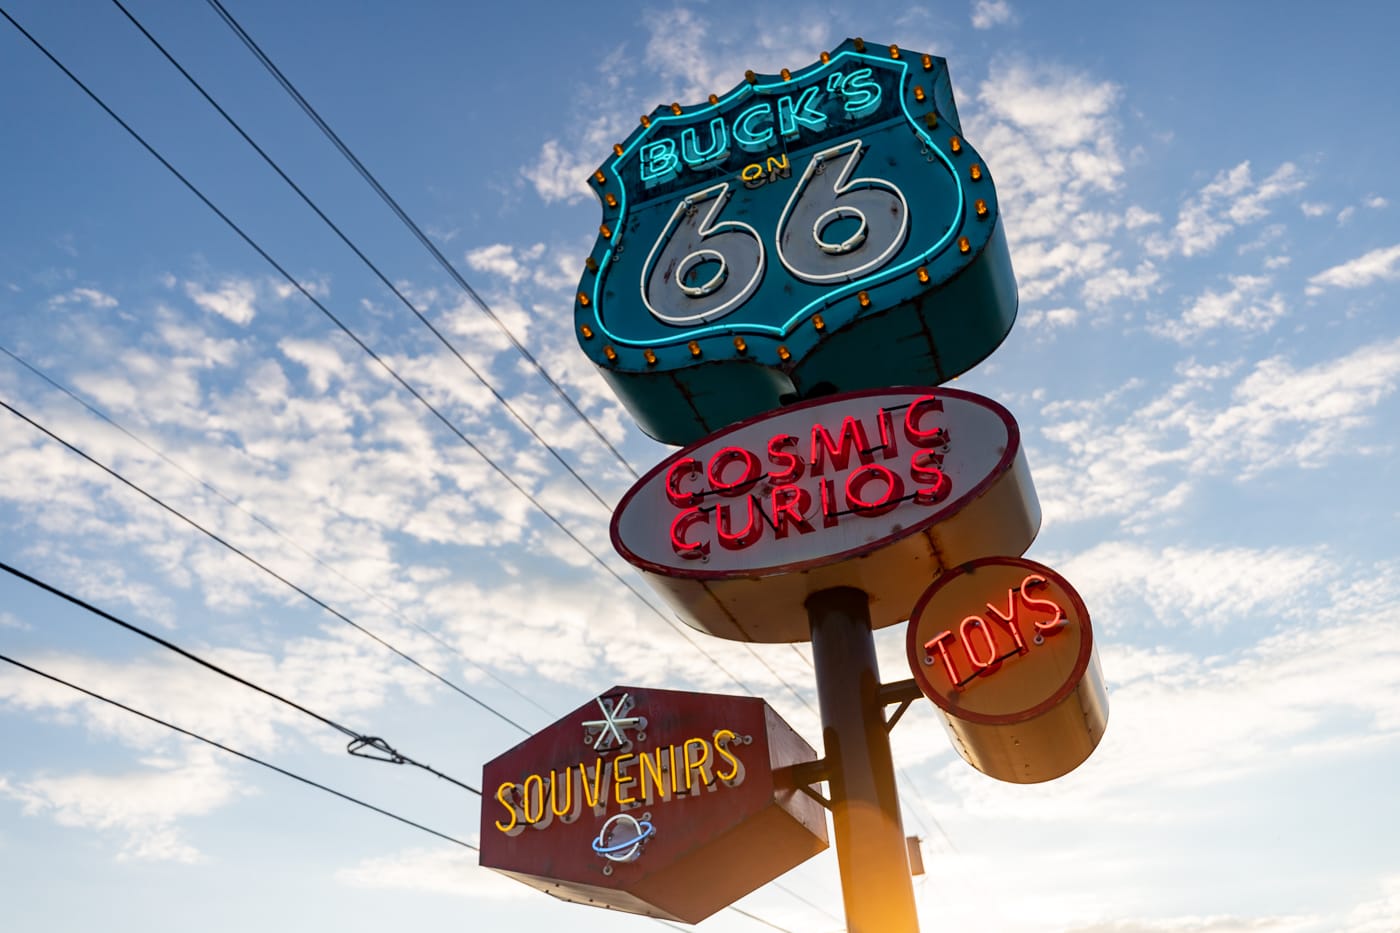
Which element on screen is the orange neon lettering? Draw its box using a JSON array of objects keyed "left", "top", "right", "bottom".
[
  {"left": 924, "top": 629, "right": 961, "bottom": 686},
  {"left": 985, "top": 590, "right": 1027, "bottom": 653},
  {"left": 959, "top": 615, "right": 998, "bottom": 670},
  {"left": 1020, "top": 575, "right": 1067, "bottom": 631}
]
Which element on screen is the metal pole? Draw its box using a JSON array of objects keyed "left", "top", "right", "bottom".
[{"left": 806, "top": 586, "right": 920, "bottom": 933}]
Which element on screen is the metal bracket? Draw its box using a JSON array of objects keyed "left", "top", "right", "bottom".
[
  {"left": 879, "top": 678, "right": 924, "bottom": 734},
  {"left": 781, "top": 757, "right": 833, "bottom": 811}
]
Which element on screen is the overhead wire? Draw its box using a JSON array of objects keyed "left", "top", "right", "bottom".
[
  {"left": 0, "top": 651, "right": 479, "bottom": 850},
  {"left": 0, "top": 340, "right": 553, "bottom": 720},
  {"left": 0, "top": 557, "right": 481, "bottom": 796},
  {"left": 0, "top": 392, "right": 532, "bottom": 736},
  {"left": 159, "top": 0, "right": 820, "bottom": 712},
  {"left": 201, "top": 0, "right": 637, "bottom": 481},
  {"left": 0, "top": 7, "right": 760, "bottom": 699},
  {"left": 108, "top": 0, "right": 618, "bottom": 514}
]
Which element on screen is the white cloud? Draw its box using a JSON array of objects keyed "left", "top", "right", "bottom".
[
  {"left": 1022, "top": 307, "right": 1079, "bottom": 329},
  {"left": 970, "top": 64, "right": 1125, "bottom": 305},
  {"left": 464, "top": 243, "right": 547, "bottom": 286},
  {"left": 1148, "top": 162, "right": 1307, "bottom": 259},
  {"left": 1082, "top": 261, "right": 1160, "bottom": 308},
  {"left": 1123, "top": 206, "right": 1160, "bottom": 229},
  {"left": 1300, "top": 201, "right": 1330, "bottom": 217},
  {"left": 337, "top": 846, "right": 530, "bottom": 899},
  {"left": 185, "top": 278, "right": 258, "bottom": 325},
  {"left": 1305, "top": 243, "right": 1400, "bottom": 295},
  {"left": 1364, "top": 194, "right": 1389, "bottom": 210},
  {"left": 519, "top": 139, "right": 594, "bottom": 205},
  {"left": 48, "top": 287, "right": 118, "bottom": 310},
  {"left": 1036, "top": 338, "right": 1400, "bottom": 525},
  {"left": 0, "top": 747, "right": 245, "bottom": 862},
  {"left": 971, "top": 0, "right": 1016, "bottom": 29},
  {"left": 1151, "top": 273, "right": 1287, "bottom": 342}
]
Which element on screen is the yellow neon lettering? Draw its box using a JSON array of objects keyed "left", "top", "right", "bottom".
[
  {"left": 684, "top": 736, "right": 712, "bottom": 789},
  {"left": 639, "top": 748, "right": 669, "bottom": 802},
  {"left": 550, "top": 766, "right": 574, "bottom": 818},
  {"left": 613, "top": 753, "right": 638, "bottom": 805},
  {"left": 712, "top": 730, "right": 741, "bottom": 782},
  {"left": 581, "top": 758, "right": 606, "bottom": 809},
  {"left": 740, "top": 163, "right": 764, "bottom": 182},
  {"left": 493, "top": 782, "right": 519, "bottom": 833},
  {"left": 669, "top": 743, "right": 681, "bottom": 793},
  {"left": 522, "top": 773, "right": 546, "bottom": 824},
  {"left": 765, "top": 153, "right": 790, "bottom": 173}
]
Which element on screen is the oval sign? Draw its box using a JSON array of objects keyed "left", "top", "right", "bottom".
[{"left": 611, "top": 387, "right": 1040, "bottom": 642}]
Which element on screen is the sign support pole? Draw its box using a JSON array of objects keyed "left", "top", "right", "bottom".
[{"left": 807, "top": 586, "right": 920, "bottom": 933}]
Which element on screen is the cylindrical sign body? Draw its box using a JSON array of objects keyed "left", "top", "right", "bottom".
[
  {"left": 905, "top": 557, "right": 1107, "bottom": 783},
  {"left": 611, "top": 386, "right": 1040, "bottom": 642}
]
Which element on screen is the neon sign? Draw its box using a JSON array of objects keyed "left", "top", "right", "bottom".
[
  {"left": 611, "top": 387, "right": 1041, "bottom": 642},
  {"left": 574, "top": 38, "right": 1018, "bottom": 445},
  {"left": 479, "top": 686, "right": 826, "bottom": 923},
  {"left": 905, "top": 558, "right": 1108, "bottom": 783}
]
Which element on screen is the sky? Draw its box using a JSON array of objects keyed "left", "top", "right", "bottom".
[{"left": 1, "top": 0, "right": 1398, "bottom": 931}]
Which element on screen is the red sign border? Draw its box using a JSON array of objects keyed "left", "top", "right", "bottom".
[
  {"left": 610, "top": 386, "right": 1022, "bottom": 581},
  {"left": 905, "top": 556, "right": 1094, "bottom": 726}
]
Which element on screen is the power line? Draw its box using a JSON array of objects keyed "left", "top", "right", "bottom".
[
  {"left": 0, "top": 392, "right": 531, "bottom": 735},
  {"left": 0, "top": 651, "right": 478, "bottom": 850},
  {"left": 202, "top": 0, "right": 637, "bottom": 481},
  {"left": 0, "top": 340, "right": 553, "bottom": 720},
  {"left": 108, "top": 0, "right": 618, "bottom": 514},
  {"left": 0, "top": 9, "right": 759, "bottom": 698},
  {"left": 0, "top": 558, "right": 482, "bottom": 797}
]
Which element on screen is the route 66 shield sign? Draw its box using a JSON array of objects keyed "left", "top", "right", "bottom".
[{"left": 575, "top": 38, "right": 1018, "bottom": 446}]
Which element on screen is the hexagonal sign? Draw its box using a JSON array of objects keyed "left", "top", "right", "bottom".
[
  {"left": 575, "top": 37, "right": 1017, "bottom": 445},
  {"left": 479, "top": 686, "right": 827, "bottom": 923}
]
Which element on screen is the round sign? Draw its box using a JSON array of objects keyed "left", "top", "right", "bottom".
[{"left": 905, "top": 557, "right": 1107, "bottom": 782}]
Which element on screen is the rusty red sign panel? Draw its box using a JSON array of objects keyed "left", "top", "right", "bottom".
[{"left": 479, "top": 685, "right": 827, "bottom": 923}]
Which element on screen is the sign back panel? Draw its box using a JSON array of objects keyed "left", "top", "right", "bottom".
[{"left": 575, "top": 38, "right": 1017, "bottom": 445}]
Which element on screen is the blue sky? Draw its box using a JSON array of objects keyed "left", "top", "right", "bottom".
[{"left": 2, "top": 1, "right": 1398, "bottom": 931}]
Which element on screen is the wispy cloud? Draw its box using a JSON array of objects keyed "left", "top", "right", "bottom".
[{"left": 1305, "top": 243, "right": 1400, "bottom": 295}]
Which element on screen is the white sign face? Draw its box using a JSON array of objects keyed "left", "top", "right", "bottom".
[{"left": 612, "top": 387, "right": 1018, "bottom": 578}]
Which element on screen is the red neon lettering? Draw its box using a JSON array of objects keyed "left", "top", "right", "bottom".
[
  {"left": 766, "top": 433, "right": 804, "bottom": 485},
  {"left": 844, "top": 463, "right": 903, "bottom": 516},
  {"left": 910, "top": 450, "right": 951, "bottom": 505},
  {"left": 810, "top": 416, "right": 872, "bottom": 476},
  {"left": 959, "top": 616, "right": 998, "bottom": 670},
  {"left": 904, "top": 395, "right": 948, "bottom": 448},
  {"left": 876, "top": 407, "right": 900, "bottom": 460},
  {"left": 669, "top": 507, "right": 710, "bottom": 559},
  {"left": 924, "top": 629, "right": 961, "bottom": 686},
  {"left": 770, "top": 484, "right": 814, "bottom": 538},
  {"left": 708, "top": 446, "right": 762, "bottom": 496},
  {"left": 1020, "top": 575, "right": 1067, "bottom": 632},
  {"left": 984, "top": 589, "right": 1028, "bottom": 654},
  {"left": 818, "top": 478, "right": 840, "bottom": 527},
  {"left": 716, "top": 497, "right": 763, "bottom": 550},
  {"left": 665, "top": 458, "right": 704, "bottom": 507}
]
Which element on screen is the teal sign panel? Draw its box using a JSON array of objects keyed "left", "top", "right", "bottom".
[{"left": 575, "top": 39, "right": 1017, "bottom": 446}]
